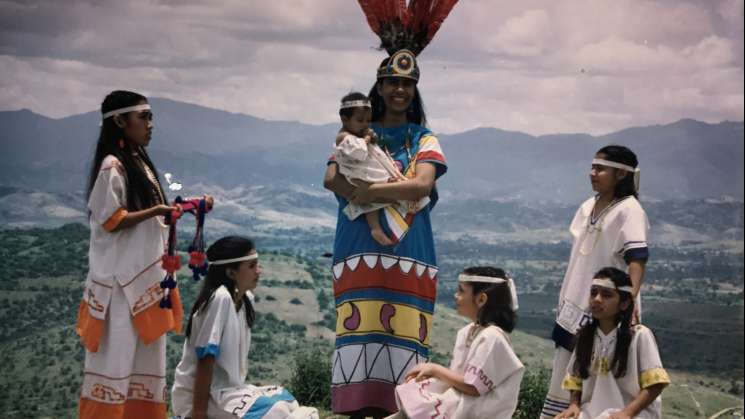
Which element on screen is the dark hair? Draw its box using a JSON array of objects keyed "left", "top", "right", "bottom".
[
  {"left": 461, "top": 266, "right": 516, "bottom": 333},
  {"left": 86, "top": 90, "right": 166, "bottom": 212},
  {"left": 186, "top": 236, "right": 257, "bottom": 338},
  {"left": 596, "top": 145, "right": 639, "bottom": 199},
  {"left": 368, "top": 58, "right": 427, "bottom": 126},
  {"left": 339, "top": 91, "right": 370, "bottom": 118},
  {"left": 574, "top": 267, "right": 635, "bottom": 379}
]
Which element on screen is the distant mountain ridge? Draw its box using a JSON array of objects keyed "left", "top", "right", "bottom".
[{"left": 1, "top": 98, "right": 742, "bottom": 202}]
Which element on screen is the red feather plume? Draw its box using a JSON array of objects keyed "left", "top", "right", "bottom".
[{"left": 357, "top": 0, "right": 459, "bottom": 55}]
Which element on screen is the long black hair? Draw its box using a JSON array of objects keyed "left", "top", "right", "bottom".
[
  {"left": 86, "top": 90, "right": 165, "bottom": 212},
  {"left": 185, "top": 236, "right": 257, "bottom": 338},
  {"left": 597, "top": 145, "right": 639, "bottom": 200},
  {"left": 369, "top": 58, "right": 427, "bottom": 126},
  {"left": 461, "top": 266, "right": 516, "bottom": 333},
  {"left": 574, "top": 267, "right": 635, "bottom": 379}
]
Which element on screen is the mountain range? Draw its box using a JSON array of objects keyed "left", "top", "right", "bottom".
[{"left": 1, "top": 98, "right": 742, "bottom": 203}]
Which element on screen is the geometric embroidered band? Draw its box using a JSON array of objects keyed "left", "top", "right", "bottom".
[{"left": 340, "top": 100, "right": 371, "bottom": 110}]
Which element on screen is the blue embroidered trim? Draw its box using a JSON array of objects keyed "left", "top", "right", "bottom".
[
  {"left": 243, "top": 388, "right": 296, "bottom": 419},
  {"left": 624, "top": 247, "right": 649, "bottom": 264},
  {"left": 195, "top": 343, "right": 220, "bottom": 359}
]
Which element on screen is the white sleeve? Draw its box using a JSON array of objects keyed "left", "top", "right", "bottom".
[
  {"left": 615, "top": 204, "right": 650, "bottom": 263},
  {"left": 463, "top": 328, "right": 523, "bottom": 395},
  {"left": 192, "top": 289, "right": 233, "bottom": 359},
  {"left": 87, "top": 157, "right": 127, "bottom": 232},
  {"left": 335, "top": 134, "right": 369, "bottom": 161}
]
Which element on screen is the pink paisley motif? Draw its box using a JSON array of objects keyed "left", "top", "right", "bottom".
[
  {"left": 380, "top": 304, "right": 396, "bottom": 333},
  {"left": 343, "top": 302, "right": 361, "bottom": 330},
  {"left": 419, "top": 313, "right": 428, "bottom": 343}
]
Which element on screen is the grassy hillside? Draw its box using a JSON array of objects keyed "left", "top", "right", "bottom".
[{"left": 0, "top": 224, "right": 742, "bottom": 418}]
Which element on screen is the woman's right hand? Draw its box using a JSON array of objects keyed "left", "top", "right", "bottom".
[
  {"left": 153, "top": 204, "right": 179, "bottom": 217},
  {"left": 555, "top": 403, "right": 581, "bottom": 419}
]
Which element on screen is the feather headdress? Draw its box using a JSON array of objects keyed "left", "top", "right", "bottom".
[{"left": 358, "top": 0, "right": 459, "bottom": 80}]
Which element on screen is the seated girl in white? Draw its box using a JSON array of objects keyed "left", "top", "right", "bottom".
[
  {"left": 171, "top": 236, "right": 318, "bottom": 419},
  {"left": 556, "top": 267, "right": 670, "bottom": 419},
  {"left": 387, "top": 266, "right": 524, "bottom": 419}
]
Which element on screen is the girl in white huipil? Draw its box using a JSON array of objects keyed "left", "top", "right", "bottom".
[
  {"left": 542, "top": 145, "right": 650, "bottom": 419},
  {"left": 77, "top": 90, "right": 184, "bottom": 419},
  {"left": 555, "top": 267, "right": 670, "bottom": 419},
  {"left": 386, "top": 266, "right": 524, "bottom": 419},
  {"left": 171, "top": 236, "right": 318, "bottom": 419}
]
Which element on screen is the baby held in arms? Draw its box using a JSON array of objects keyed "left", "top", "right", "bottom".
[{"left": 334, "top": 91, "right": 408, "bottom": 246}]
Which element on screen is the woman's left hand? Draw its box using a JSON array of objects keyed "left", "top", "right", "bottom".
[
  {"left": 350, "top": 183, "right": 373, "bottom": 205},
  {"left": 608, "top": 411, "right": 632, "bottom": 419}
]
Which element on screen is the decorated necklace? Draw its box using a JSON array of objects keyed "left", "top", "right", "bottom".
[
  {"left": 579, "top": 196, "right": 622, "bottom": 255},
  {"left": 591, "top": 326, "right": 618, "bottom": 375},
  {"left": 378, "top": 124, "right": 415, "bottom": 169}
]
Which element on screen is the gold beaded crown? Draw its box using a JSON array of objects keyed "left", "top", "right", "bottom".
[{"left": 358, "top": 0, "right": 460, "bottom": 82}]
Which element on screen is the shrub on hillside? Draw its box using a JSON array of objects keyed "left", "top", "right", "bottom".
[
  {"left": 286, "top": 348, "right": 331, "bottom": 410},
  {"left": 514, "top": 366, "right": 550, "bottom": 419}
]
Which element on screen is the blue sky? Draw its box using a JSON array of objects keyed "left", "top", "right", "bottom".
[{"left": 0, "top": 0, "right": 743, "bottom": 135}]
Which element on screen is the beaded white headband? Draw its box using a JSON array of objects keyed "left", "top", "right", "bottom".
[
  {"left": 592, "top": 158, "right": 641, "bottom": 192},
  {"left": 102, "top": 104, "right": 152, "bottom": 119},
  {"left": 340, "top": 100, "right": 371, "bottom": 110},
  {"left": 458, "top": 274, "right": 519, "bottom": 311},
  {"left": 210, "top": 253, "right": 259, "bottom": 266},
  {"left": 592, "top": 277, "right": 633, "bottom": 293}
]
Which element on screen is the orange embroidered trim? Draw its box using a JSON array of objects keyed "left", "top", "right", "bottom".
[
  {"left": 80, "top": 397, "right": 166, "bottom": 419},
  {"left": 76, "top": 299, "right": 105, "bottom": 352},
  {"left": 132, "top": 287, "right": 183, "bottom": 344},
  {"left": 103, "top": 208, "right": 128, "bottom": 232}
]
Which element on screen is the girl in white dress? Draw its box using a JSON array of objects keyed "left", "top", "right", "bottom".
[
  {"left": 555, "top": 267, "right": 670, "bottom": 419},
  {"left": 78, "top": 90, "right": 184, "bottom": 419},
  {"left": 171, "top": 236, "right": 318, "bottom": 419},
  {"left": 387, "top": 266, "right": 524, "bottom": 419},
  {"left": 542, "top": 145, "right": 650, "bottom": 419}
]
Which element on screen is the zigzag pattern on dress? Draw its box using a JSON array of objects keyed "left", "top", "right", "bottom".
[
  {"left": 332, "top": 253, "right": 439, "bottom": 281},
  {"left": 331, "top": 343, "right": 425, "bottom": 386}
]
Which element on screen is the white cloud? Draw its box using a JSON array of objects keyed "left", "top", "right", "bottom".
[{"left": 0, "top": 0, "right": 742, "bottom": 135}]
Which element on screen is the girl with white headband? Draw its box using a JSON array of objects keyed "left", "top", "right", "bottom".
[
  {"left": 172, "top": 236, "right": 318, "bottom": 419},
  {"left": 556, "top": 267, "right": 669, "bottom": 419},
  {"left": 386, "top": 266, "right": 524, "bottom": 419},
  {"left": 542, "top": 145, "right": 650, "bottom": 419},
  {"left": 77, "top": 90, "right": 183, "bottom": 419}
]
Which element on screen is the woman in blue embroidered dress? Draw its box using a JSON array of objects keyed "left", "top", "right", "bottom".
[
  {"left": 323, "top": 51, "right": 447, "bottom": 418},
  {"left": 324, "top": 4, "right": 459, "bottom": 416}
]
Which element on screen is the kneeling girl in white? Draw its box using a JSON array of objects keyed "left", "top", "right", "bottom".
[
  {"left": 388, "top": 266, "right": 524, "bottom": 419},
  {"left": 556, "top": 267, "right": 670, "bottom": 419},
  {"left": 172, "top": 236, "right": 318, "bottom": 419}
]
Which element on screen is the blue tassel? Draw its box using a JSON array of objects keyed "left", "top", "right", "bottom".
[
  {"left": 159, "top": 293, "right": 172, "bottom": 309},
  {"left": 160, "top": 274, "right": 177, "bottom": 290},
  {"left": 191, "top": 262, "right": 208, "bottom": 282}
]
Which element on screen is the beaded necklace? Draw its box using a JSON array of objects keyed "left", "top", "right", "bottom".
[{"left": 378, "top": 124, "right": 415, "bottom": 171}]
